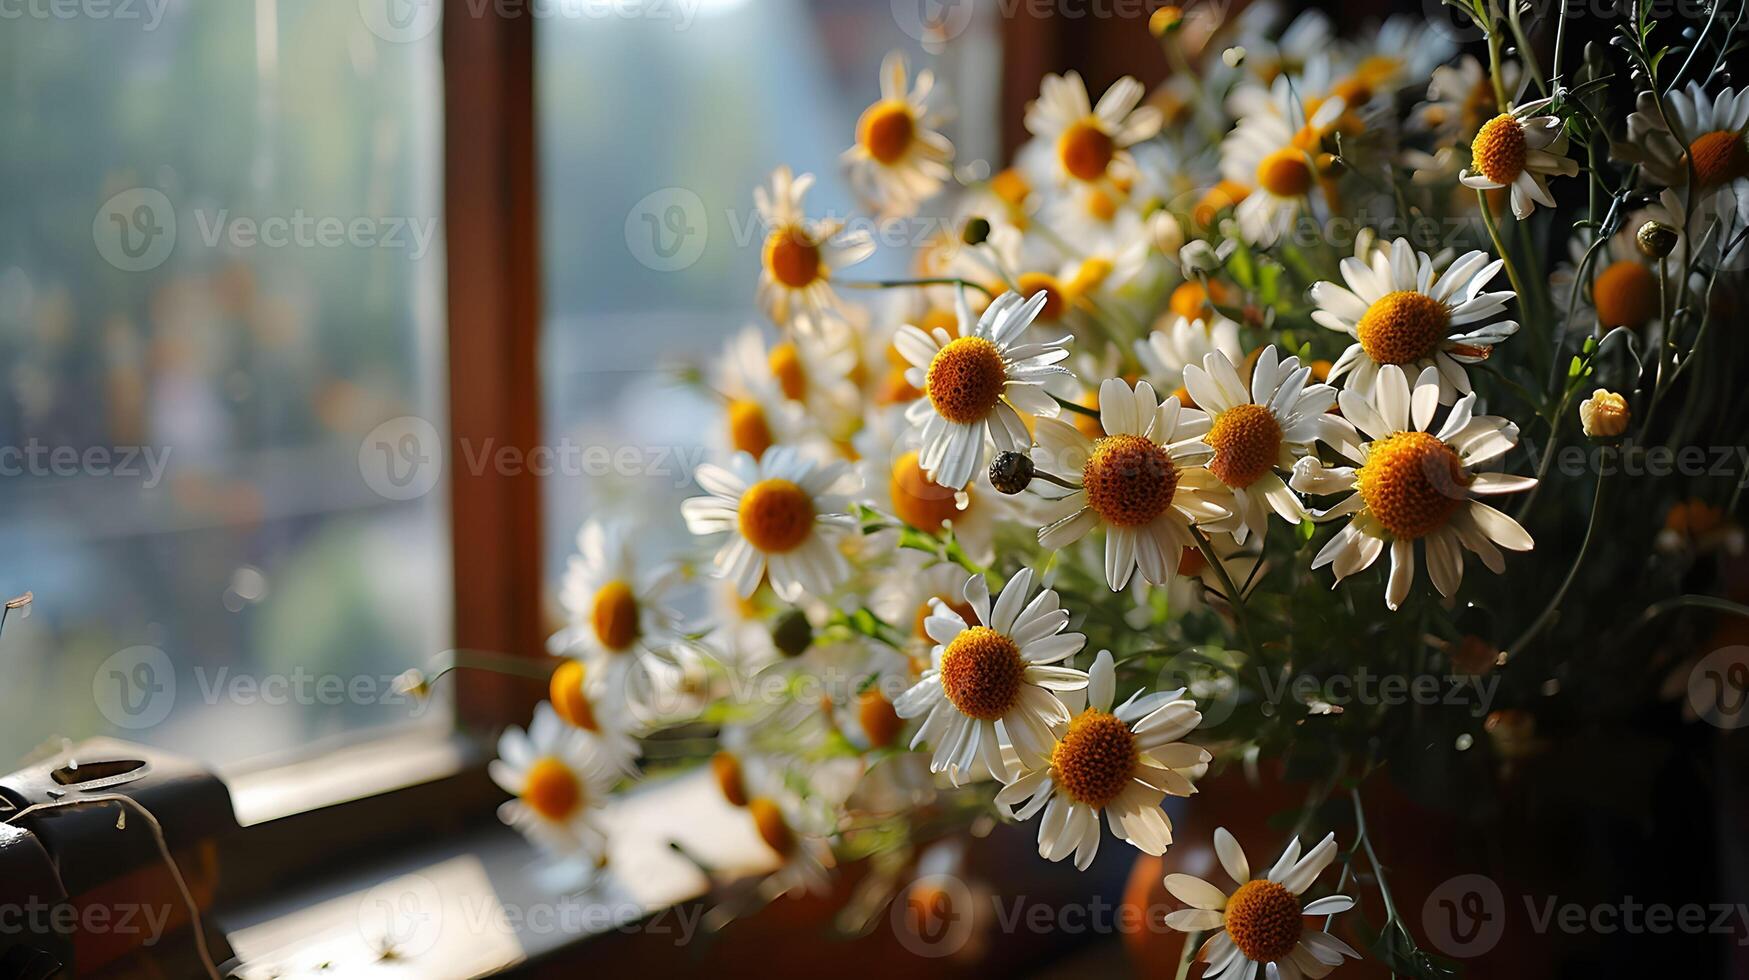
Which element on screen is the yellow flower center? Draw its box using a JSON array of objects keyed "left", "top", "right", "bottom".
[
  {"left": 768, "top": 342, "right": 807, "bottom": 401},
  {"left": 1058, "top": 118, "right": 1116, "bottom": 182},
  {"left": 858, "top": 689, "right": 904, "bottom": 749},
  {"left": 939, "top": 626, "right": 1025, "bottom": 721},
  {"left": 926, "top": 336, "right": 1007, "bottom": 424},
  {"left": 764, "top": 225, "right": 823, "bottom": 289},
  {"left": 1206, "top": 403, "right": 1283, "bottom": 488},
  {"left": 1592, "top": 260, "right": 1659, "bottom": 331},
  {"left": 590, "top": 580, "right": 641, "bottom": 652},
  {"left": 1224, "top": 879, "right": 1304, "bottom": 963},
  {"left": 1255, "top": 148, "right": 1314, "bottom": 198},
  {"left": 858, "top": 99, "right": 917, "bottom": 164},
  {"left": 712, "top": 751, "right": 748, "bottom": 806},
  {"left": 737, "top": 478, "right": 815, "bottom": 553},
  {"left": 1470, "top": 113, "right": 1527, "bottom": 185},
  {"left": 549, "top": 658, "right": 598, "bottom": 731},
  {"left": 1017, "top": 272, "right": 1068, "bottom": 321},
  {"left": 748, "top": 797, "right": 795, "bottom": 855},
  {"left": 890, "top": 450, "right": 967, "bottom": 531},
  {"left": 1083, "top": 433, "right": 1179, "bottom": 527},
  {"left": 1357, "top": 431, "right": 1471, "bottom": 539},
  {"left": 727, "top": 398, "right": 774, "bottom": 459},
  {"left": 522, "top": 756, "right": 583, "bottom": 822},
  {"left": 1330, "top": 75, "right": 1374, "bottom": 109},
  {"left": 1085, "top": 188, "right": 1120, "bottom": 222},
  {"left": 1050, "top": 709, "right": 1138, "bottom": 808},
  {"left": 1169, "top": 278, "right": 1233, "bottom": 320},
  {"left": 1356, "top": 290, "right": 1450, "bottom": 365},
  {"left": 1688, "top": 129, "right": 1749, "bottom": 189},
  {"left": 992, "top": 167, "right": 1032, "bottom": 206}
]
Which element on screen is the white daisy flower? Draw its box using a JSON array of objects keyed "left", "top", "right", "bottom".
[
  {"left": 490, "top": 702, "right": 622, "bottom": 863},
  {"left": 747, "top": 794, "right": 836, "bottom": 899},
  {"left": 975, "top": 225, "right": 1146, "bottom": 333},
  {"left": 895, "top": 288, "right": 1072, "bottom": 490},
  {"left": 997, "top": 651, "right": 1210, "bottom": 870},
  {"left": 546, "top": 658, "right": 643, "bottom": 775},
  {"left": 1219, "top": 93, "right": 1344, "bottom": 247},
  {"left": 1409, "top": 56, "right": 1520, "bottom": 149},
  {"left": 1034, "top": 379, "right": 1231, "bottom": 591},
  {"left": 682, "top": 447, "right": 858, "bottom": 601},
  {"left": 893, "top": 569, "right": 1089, "bottom": 785},
  {"left": 1185, "top": 345, "right": 1350, "bottom": 543},
  {"left": 1025, "top": 71, "right": 1162, "bottom": 187},
  {"left": 853, "top": 405, "right": 1026, "bottom": 566},
  {"left": 1459, "top": 97, "right": 1580, "bottom": 219},
  {"left": 755, "top": 166, "right": 875, "bottom": 332},
  {"left": 1550, "top": 189, "right": 1695, "bottom": 338},
  {"left": 1290, "top": 364, "right": 1537, "bottom": 611},
  {"left": 1136, "top": 313, "right": 1245, "bottom": 407},
  {"left": 1164, "top": 828, "right": 1361, "bottom": 980},
  {"left": 1312, "top": 237, "right": 1519, "bottom": 405},
  {"left": 843, "top": 51, "right": 955, "bottom": 218},
  {"left": 1619, "top": 83, "right": 1749, "bottom": 253},
  {"left": 549, "top": 520, "right": 686, "bottom": 725}
]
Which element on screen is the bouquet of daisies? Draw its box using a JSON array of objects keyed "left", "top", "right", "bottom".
[{"left": 463, "top": 2, "right": 1748, "bottom": 975}]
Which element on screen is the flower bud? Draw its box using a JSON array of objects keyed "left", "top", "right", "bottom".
[
  {"left": 988, "top": 451, "right": 1035, "bottom": 494},
  {"left": 771, "top": 608, "right": 813, "bottom": 657},
  {"left": 1635, "top": 220, "right": 1679, "bottom": 259},
  {"left": 1578, "top": 389, "right": 1630, "bottom": 438},
  {"left": 1179, "top": 240, "right": 1222, "bottom": 277},
  {"left": 961, "top": 216, "right": 992, "bottom": 247},
  {"left": 1149, "top": 6, "right": 1183, "bottom": 35},
  {"left": 1148, "top": 209, "right": 1185, "bottom": 255}
]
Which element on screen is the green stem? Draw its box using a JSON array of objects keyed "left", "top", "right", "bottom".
[
  {"left": 1190, "top": 524, "right": 1258, "bottom": 661},
  {"left": 1508, "top": 466, "right": 1609, "bottom": 658},
  {"left": 839, "top": 277, "right": 995, "bottom": 296}
]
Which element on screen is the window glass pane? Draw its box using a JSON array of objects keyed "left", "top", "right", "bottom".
[
  {"left": 0, "top": 0, "right": 450, "bottom": 767},
  {"left": 538, "top": 0, "right": 999, "bottom": 593}
]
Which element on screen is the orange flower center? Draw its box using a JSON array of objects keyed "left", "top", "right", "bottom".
[
  {"left": 858, "top": 99, "right": 917, "bottom": 164},
  {"left": 1017, "top": 272, "right": 1068, "bottom": 321},
  {"left": 768, "top": 342, "right": 807, "bottom": 401},
  {"left": 1085, "top": 188, "right": 1120, "bottom": 222},
  {"left": 1058, "top": 118, "right": 1116, "bottom": 182},
  {"left": 1470, "top": 114, "right": 1527, "bottom": 185},
  {"left": 712, "top": 751, "right": 748, "bottom": 807},
  {"left": 1050, "top": 709, "right": 1138, "bottom": 808},
  {"left": 1207, "top": 403, "right": 1283, "bottom": 488},
  {"left": 1357, "top": 431, "right": 1470, "bottom": 539},
  {"left": 1083, "top": 433, "right": 1179, "bottom": 527},
  {"left": 1689, "top": 129, "right": 1749, "bottom": 189},
  {"left": 1255, "top": 148, "right": 1314, "bottom": 197},
  {"left": 926, "top": 336, "right": 1007, "bottom": 424},
  {"left": 992, "top": 167, "right": 1032, "bottom": 206},
  {"left": 1592, "top": 260, "right": 1658, "bottom": 331},
  {"left": 1194, "top": 180, "right": 1249, "bottom": 227},
  {"left": 1169, "top": 279, "right": 1233, "bottom": 320},
  {"left": 590, "top": 580, "right": 641, "bottom": 652},
  {"left": 749, "top": 797, "right": 795, "bottom": 855},
  {"left": 1224, "top": 879, "right": 1304, "bottom": 963},
  {"left": 764, "top": 226, "right": 823, "bottom": 289},
  {"left": 889, "top": 450, "right": 965, "bottom": 531},
  {"left": 939, "top": 626, "right": 1025, "bottom": 721},
  {"left": 522, "top": 756, "right": 583, "bottom": 822},
  {"left": 727, "top": 398, "right": 774, "bottom": 459},
  {"left": 549, "top": 659, "right": 598, "bottom": 732},
  {"left": 737, "top": 478, "right": 815, "bottom": 553},
  {"left": 858, "top": 689, "right": 904, "bottom": 748},
  {"left": 1356, "top": 291, "right": 1450, "bottom": 365}
]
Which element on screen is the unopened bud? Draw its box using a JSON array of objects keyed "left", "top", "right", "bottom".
[
  {"left": 988, "top": 451, "right": 1035, "bottom": 494},
  {"left": 1635, "top": 220, "right": 1678, "bottom": 259},
  {"left": 1578, "top": 389, "right": 1630, "bottom": 438}
]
